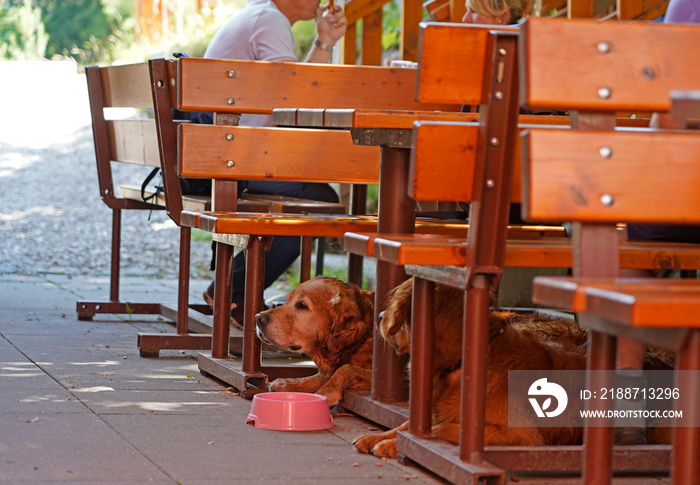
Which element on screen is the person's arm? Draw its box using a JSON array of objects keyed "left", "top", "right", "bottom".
[{"left": 305, "top": 5, "right": 347, "bottom": 63}]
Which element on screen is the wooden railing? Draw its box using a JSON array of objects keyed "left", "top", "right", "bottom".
[{"left": 341, "top": 0, "right": 427, "bottom": 64}]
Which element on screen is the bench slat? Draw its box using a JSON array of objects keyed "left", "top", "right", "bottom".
[
  {"left": 100, "top": 62, "right": 153, "bottom": 108},
  {"left": 520, "top": 18, "right": 700, "bottom": 112},
  {"left": 178, "top": 124, "right": 380, "bottom": 184},
  {"left": 373, "top": 234, "right": 700, "bottom": 270},
  {"left": 410, "top": 121, "right": 478, "bottom": 201},
  {"left": 196, "top": 212, "right": 379, "bottom": 237},
  {"left": 178, "top": 58, "right": 459, "bottom": 113},
  {"left": 522, "top": 129, "right": 700, "bottom": 223},
  {"left": 107, "top": 119, "right": 160, "bottom": 167}
]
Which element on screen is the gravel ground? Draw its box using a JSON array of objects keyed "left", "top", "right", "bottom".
[{"left": 0, "top": 61, "right": 226, "bottom": 280}]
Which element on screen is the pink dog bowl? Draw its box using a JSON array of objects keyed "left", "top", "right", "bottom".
[{"left": 245, "top": 392, "right": 334, "bottom": 431}]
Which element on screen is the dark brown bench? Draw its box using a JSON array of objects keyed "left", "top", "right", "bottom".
[{"left": 80, "top": 61, "right": 345, "bottom": 356}]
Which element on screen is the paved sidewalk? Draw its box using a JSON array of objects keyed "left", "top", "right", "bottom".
[{"left": 0, "top": 272, "right": 444, "bottom": 484}]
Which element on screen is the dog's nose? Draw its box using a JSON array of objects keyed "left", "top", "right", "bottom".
[{"left": 255, "top": 312, "right": 269, "bottom": 328}]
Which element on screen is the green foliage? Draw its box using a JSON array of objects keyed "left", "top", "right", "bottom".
[
  {"left": 42, "top": 0, "right": 115, "bottom": 62},
  {"left": 0, "top": 2, "right": 48, "bottom": 59},
  {"left": 292, "top": 19, "right": 316, "bottom": 60},
  {"left": 381, "top": 0, "right": 401, "bottom": 51},
  {"left": 366, "top": 184, "right": 379, "bottom": 214}
]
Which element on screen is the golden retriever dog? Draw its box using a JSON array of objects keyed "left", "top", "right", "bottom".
[
  {"left": 353, "top": 280, "right": 587, "bottom": 457},
  {"left": 354, "top": 278, "right": 673, "bottom": 457},
  {"left": 254, "top": 276, "right": 375, "bottom": 407}
]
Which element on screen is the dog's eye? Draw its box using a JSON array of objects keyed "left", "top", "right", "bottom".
[{"left": 295, "top": 300, "right": 308, "bottom": 310}]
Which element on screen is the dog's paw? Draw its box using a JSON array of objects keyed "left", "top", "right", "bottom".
[
  {"left": 319, "top": 388, "right": 343, "bottom": 408},
  {"left": 353, "top": 433, "right": 385, "bottom": 454},
  {"left": 268, "top": 378, "right": 297, "bottom": 392},
  {"left": 371, "top": 438, "right": 398, "bottom": 459}
]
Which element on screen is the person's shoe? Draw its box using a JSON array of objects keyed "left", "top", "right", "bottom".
[
  {"left": 202, "top": 283, "right": 269, "bottom": 331},
  {"left": 202, "top": 286, "right": 243, "bottom": 331}
]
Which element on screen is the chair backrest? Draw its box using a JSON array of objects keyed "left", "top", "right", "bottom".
[
  {"left": 519, "top": 17, "right": 700, "bottom": 276},
  {"left": 85, "top": 63, "right": 162, "bottom": 211}
]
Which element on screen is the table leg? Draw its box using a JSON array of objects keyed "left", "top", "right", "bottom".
[{"left": 371, "top": 146, "right": 415, "bottom": 403}]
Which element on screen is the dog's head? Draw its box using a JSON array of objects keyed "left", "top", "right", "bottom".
[
  {"left": 255, "top": 277, "right": 374, "bottom": 371},
  {"left": 380, "top": 278, "right": 464, "bottom": 358},
  {"left": 379, "top": 278, "right": 413, "bottom": 355}
]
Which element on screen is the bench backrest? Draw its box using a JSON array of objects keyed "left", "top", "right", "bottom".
[
  {"left": 519, "top": 17, "right": 700, "bottom": 276},
  {"left": 412, "top": 23, "right": 522, "bottom": 285},
  {"left": 408, "top": 21, "right": 650, "bottom": 205},
  {"left": 519, "top": 17, "right": 700, "bottom": 113},
  {"left": 174, "top": 56, "right": 465, "bottom": 210},
  {"left": 85, "top": 63, "right": 162, "bottom": 211}
]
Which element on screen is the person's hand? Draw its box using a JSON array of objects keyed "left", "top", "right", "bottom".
[{"left": 315, "top": 4, "right": 347, "bottom": 46}]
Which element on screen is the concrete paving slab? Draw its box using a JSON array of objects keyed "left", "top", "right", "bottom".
[
  {"left": 0, "top": 386, "right": 87, "bottom": 415},
  {"left": 0, "top": 412, "right": 168, "bottom": 483},
  {"left": 0, "top": 272, "right": 676, "bottom": 484},
  {"left": 0, "top": 359, "right": 67, "bottom": 390},
  {"left": 76, "top": 389, "right": 245, "bottom": 416},
  {"left": 100, "top": 413, "right": 439, "bottom": 483}
]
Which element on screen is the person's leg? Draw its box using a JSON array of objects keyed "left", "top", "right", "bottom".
[
  {"left": 230, "top": 235, "right": 301, "bottom": 299},
  {"left": 205, "top": 182, "right": 339, "bottom": 322}
]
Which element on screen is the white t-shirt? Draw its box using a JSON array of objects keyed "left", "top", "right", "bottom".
[{"left": 204, "top": 0, "right": 296, "bottom": 126}]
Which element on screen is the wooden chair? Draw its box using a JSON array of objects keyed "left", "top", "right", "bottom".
[
  {"left": 391, "top": 25, "right": 521, "bottom": 483},
  {"left": 520, "top": 17, "right": 700, "bottom": 484}
]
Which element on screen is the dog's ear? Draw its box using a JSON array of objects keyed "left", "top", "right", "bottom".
[
  {"left": 488, "top": 312, "right": 509, "bottom": 342},
  {"left": 383, "top": 278, "right": 413, "bottom": 335},
  {"left": 326, "top": 284, "right": 373, "bottom": 354}
]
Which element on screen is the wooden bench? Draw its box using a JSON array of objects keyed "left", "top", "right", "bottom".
[
  {"left": 77, "top": 62, "right": 231, "bottom": 329},
  {"left": 80, "top": 61, "right": 346, "bottom": 357},
  {"left": 359, "top": 22, "right": 698, "bottom": 289},
  {"left": 337, "top": 20, "right": 699, "bottom": 483},
  {"left": 167, "top": 56, "right": 464, "bottom": 396},
  {"left": 519, "top": 17, "right": 700, "bottom": 484}
]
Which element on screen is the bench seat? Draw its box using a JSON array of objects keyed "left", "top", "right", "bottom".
[{"left": 368, "top": 234, "right": 700, "bottom": 270}]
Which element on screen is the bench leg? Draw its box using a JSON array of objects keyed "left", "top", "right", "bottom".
[
  {"left": 583, "top": 331, "right": 617, "bottom": 485},
  {"left": 110, "top": 208, "right": 121, "bottom": 302},
  {"left": 409, "top": 277, "right": 435, "bottom": 438},
  {"left": 300, "top": 236, "right": 313, "bottom": 283},
  {"left": 211, "top": 242, "right": 234, "bottom": 359},
  {"left": 672, "top": 330, "right": 700, "bottom": 485},
  {"left": 242, "top": 237, "right": 265, "bottom": 375},
  {"left": 315, "top": 237, "right": 325, "bottom": 276},
  {"left": 177, "top": 226, "right": 191, "bottom": 335},
  {"left": 371, "top": 146, "right": 414, "bottom": 403},
  {"left": 460, "top": 274, "right": 490, "bottom": 462}
]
